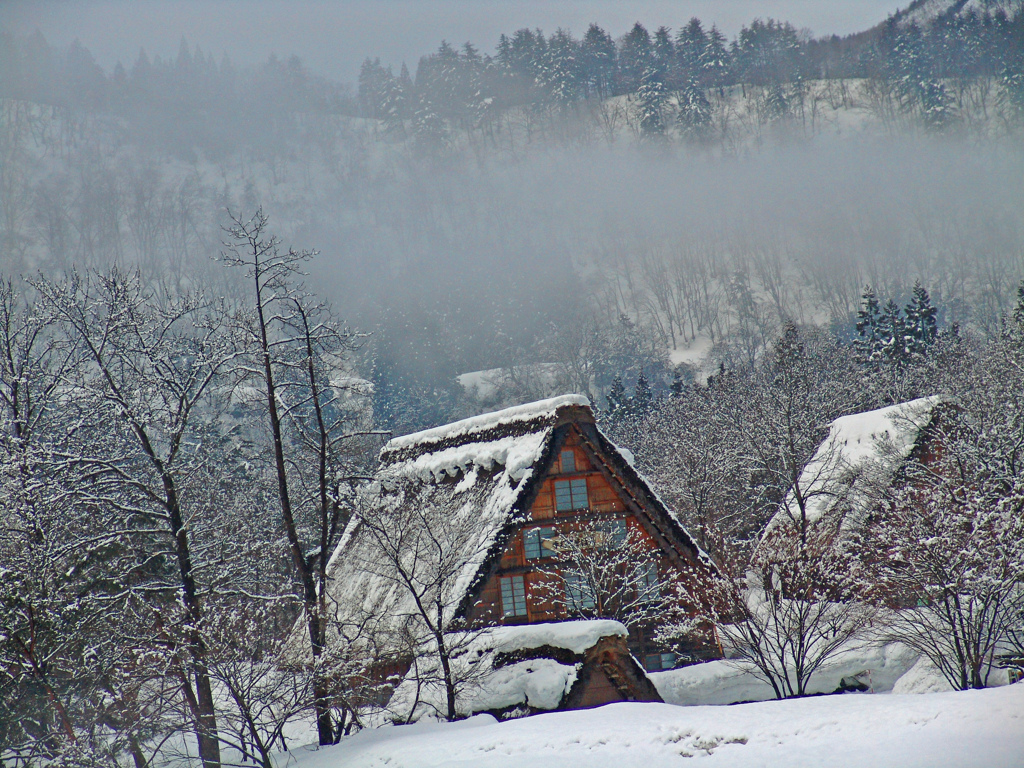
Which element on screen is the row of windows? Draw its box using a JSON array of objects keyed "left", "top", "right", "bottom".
[
  {"left": 500, "top": 563, "right": 662, "bottom": 618},
  {"left": 522, "top": 519, "right": 628, "bottom": 561}
]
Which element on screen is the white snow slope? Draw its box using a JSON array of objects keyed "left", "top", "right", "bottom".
[{"left": 282, "top": 682, "right": 1024, "bottom": 768}]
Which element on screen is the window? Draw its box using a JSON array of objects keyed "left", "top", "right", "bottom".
[
  {"left": 596, "top": 518, "right": 628, "bottom": 549},
  {"left": 523, "top": 527, "right": 558, "bottom": 560},
  {"left": 564, "top": 573, "right": 596, "bottom": 611},
  {"left": 560, "top": 450, "right": 576, "bottom": 473},
  {"left": 639, "top": 561, "right": 660, "bottom": 604},
  {"left": 501, "top": 575, "right": 527, "bottom": 618},
  {"left": 644, "top": 653, "right": 677, "bottom": 671},
  {"left": 554, "top": 478, "right": 589, "bottom": 511}
]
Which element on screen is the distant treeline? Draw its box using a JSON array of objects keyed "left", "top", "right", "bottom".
[
  {"left": 0, "top": 31, "right": 349, "bottom": 157},
  {"left": 357, "top": 9, "right": 1024, "bottom": 136},
  {"left": 2, "top": 5, "right": 1023, "bottom": 152}
]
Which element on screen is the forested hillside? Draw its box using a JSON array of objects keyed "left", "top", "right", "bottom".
[{"left": 2, "top": 7, "right": 1024, "bottom": 760}]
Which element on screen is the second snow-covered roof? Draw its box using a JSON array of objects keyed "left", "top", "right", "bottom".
[{"left": 764, "top": 395, "right": 946, "bottom": 541}]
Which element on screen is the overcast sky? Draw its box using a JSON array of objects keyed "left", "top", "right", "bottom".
[{"left": 3, "top": 1, "right": 906, "bottom": 83}]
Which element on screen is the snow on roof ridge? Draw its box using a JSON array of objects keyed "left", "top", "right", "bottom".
[
  {"left": 764, "top": 394, "right": 947, "bottom": 539},
  {"left": 828, "top": 394, "right": 947, "bottom": 435},
  {"left": 385, "top": 394, "right": 591, "bottom": 452}
]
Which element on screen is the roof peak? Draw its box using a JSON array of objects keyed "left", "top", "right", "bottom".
[{"left": 384, "top": 394, "right": 592, "bottom": 454}]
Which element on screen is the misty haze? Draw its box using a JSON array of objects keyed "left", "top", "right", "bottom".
[{"left": 1, "top": 1, "right": 1024, "bottom": 767}]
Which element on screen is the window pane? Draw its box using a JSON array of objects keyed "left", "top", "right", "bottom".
[
  {"left": 523, "top": 529, "right": 541, "bottom": 560},
  {"left": 640, "top": 562, "right": 660, "bottom": 603},
  {"left": 560, "top": 450, "right": 576, "bottom": 473},
  {"left": 661, "top": 652, "right": 677, "bottom": 670},
  {"left": 570, "top": 478, "right": 588, "bottom": 509},
  {"left": 539, "top": 527, "right": 558, "bottom": 558},
  {"left": 513, "top": 576, "right": 527, "bottom": 616},
  {"left": 501, "top": 578, "right": 515, "bottom": 616},
  {"left": 565, "top": 574, "right": 581, "bottom": 610},
  {"left": 502, "top": 576, "right": 527, "bottom": 617},
  {"left": 554, "top": 480, "right": 573, "bottom": 511},
  {"left": 565, "top": 573, "right": 595, "bottom": 610}
]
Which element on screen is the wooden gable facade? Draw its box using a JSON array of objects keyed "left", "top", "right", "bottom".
[
  {"left": 311, "top": 394, "right": 720, "bottom": 696},
  {"left": 453, "top": 402, "right": 717, "bottom": 671}
]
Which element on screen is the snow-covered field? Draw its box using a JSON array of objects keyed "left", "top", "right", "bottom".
[{"left": 279, "top": 682, "right": 1024, "bottom": 768}]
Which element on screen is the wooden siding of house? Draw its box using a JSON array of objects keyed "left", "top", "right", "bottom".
[{"left": 465, "top": 426, "right": 712, "bottom": 668}]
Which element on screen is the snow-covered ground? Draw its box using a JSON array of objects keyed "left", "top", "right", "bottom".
[
  {"left": 650, "top": 642, "right": 924, "bottom": 706},
  {"left": 280, "top": 682, "right": 1024, "bottom": 768}
]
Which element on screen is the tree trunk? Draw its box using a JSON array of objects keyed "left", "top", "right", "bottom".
[
  {"left": 255, "top": 280, "right": 334, "bottom": 745},
  {"left": 165, "top": 475, "right": 221, "bottom": 768},
  {"left": 193, "top": 665, "right": 222, "bottom": 768}
]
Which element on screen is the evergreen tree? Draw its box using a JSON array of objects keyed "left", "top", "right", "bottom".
[
  {"left": 632, "top": 369, "right": 654, "bottom": 415},
  {"left": 357, "top": 57, "right": 392, "bottom": 118},
  {"left": 904, "top": 281, "right": 938, "bottom": 357},
  {"left": 676, "top": 18, "right": 708, "bottom": 82},
  {"left": 1014, "top": 280, "right": 1024, "bottom": 330},
  {"left": 854, "top": 286, "right": 884, "bottom": 364},
  {"left": 701, "top": 25, "right": 731, "bottom": 94},
  {"left": 381, "top": 65, "right": 411, "bottom": 137},
  {"left": 607, "top": 375, "right": 627, "bottom": 418},
  {"left": 920, "top": 78, "right": 953, "bottom": 129},
  {"left": 652, "top": 26, "right": 676, "bottom": 84},
  {"left": 878, "top": 298, "right": 909, "bottom": 368},
  {"left": 676, "top": 78, "right": 713, "bottom": 140},
  {"left": 412, "top": 95, "right": 449, "bottom": 155},
  {"left": 536, "top": 28, "right": 581, "bottom": 108},
  {"left": 636, "top": 66, "right": 668, "bottom": 136},
  {"left": 581, "top": 23, "right": 617, "bottom": 98},
  {"left": 619, "top": 22, "right": 654, "bottom": 92},
  {"left": 998, "top": 54, "right": 1024, "bottom": 123},
  {"left": 670, "top": 368, "right": 687, "bottom": 397}
]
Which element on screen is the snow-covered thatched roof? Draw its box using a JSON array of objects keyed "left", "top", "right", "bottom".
[
  {"left": 763, "top": 395, "right": 947, "bottom": 543},
  {"left": 292, "top": 396, "right": 592, "bottom": 656},
  {"left": 291, "top": 394, "right": 705, "bottom": 663}
]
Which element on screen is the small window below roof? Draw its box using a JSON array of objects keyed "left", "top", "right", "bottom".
[
  {"left": 560, "top": 450, "right": 576, "bottom": 473},
  {"left": 644, "top": 652, "right": 677, "bottom": 671}
]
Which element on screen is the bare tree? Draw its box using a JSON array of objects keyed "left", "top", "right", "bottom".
[
  {"left": 0, "top": 277, "right": 96, "bottom": 763},
  {"left": 205, "top": 601, "right": 313, "bottom": 768},
  {"left": 633, "top": 386, "right": 747, "bottom": 561},
  {"left": 533, "top": 517, "right": 678, "bottom": 631},
  {"left": 668, "top": 522, "right": 876, "bottom": 699},
  {"left": 36, "top": 268, "right": 242, "bottom": 768},
  {"left": 354, "top": 484, "right": 494, "bottom": 722},
  {"left": 221, "top": 208, "right": 380, "bottom": 744},
  {"left": 865, "top": 331, "right": 1024, "bottom": 689}
]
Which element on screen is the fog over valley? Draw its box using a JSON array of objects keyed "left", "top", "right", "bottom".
[{"left": 2, "top": 2, "right": 1024, "bottom": 766}]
